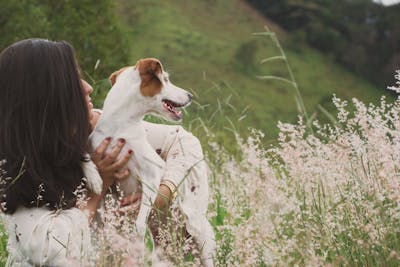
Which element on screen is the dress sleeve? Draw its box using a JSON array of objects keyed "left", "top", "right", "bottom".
[
  {"left": 142, "top": 121, "right": 206, "bottom": 187},
  {"left": 142, "top": 122, "right": 214, "bottom": 260},
  {"left": 4, "top": 207, "right": 91, "bottom": 266}
]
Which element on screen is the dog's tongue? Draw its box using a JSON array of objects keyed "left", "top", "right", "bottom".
[
  {"left": 170, "top": 105, "right": 182, "bottom": 118},
  {"left": 175, "top": 109, "right": 182, "bottom": 118},
  {"left": 163, "top": 101, "right": 182, "bottom": 119}
]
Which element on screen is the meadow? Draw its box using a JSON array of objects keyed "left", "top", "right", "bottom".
[
  {"left": 1, "top": 56, "right": 399, "bottom": 266},
  {"left": 92, "top": 0, "right": 391, "bottom": 142},
  {"left": 0, "top": 0, "right": 399, "bottom": 266},
  {"left": 83, "top": 71, "right": 400, "bottom": 266}
]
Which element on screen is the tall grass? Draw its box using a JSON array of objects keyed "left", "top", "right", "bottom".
[
  {"left": 207, "top": 92, "right": 400, "bottom": 266},
  {"left": 1, "top": 90, "right": 399, "bottom": 266},
  {"left": 0, "top": 41, "right": 399, "bottom": 267}
]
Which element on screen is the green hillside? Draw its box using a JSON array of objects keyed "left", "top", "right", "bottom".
[{"left": 94, "top": 0, "right": 390, "bottom": 142}]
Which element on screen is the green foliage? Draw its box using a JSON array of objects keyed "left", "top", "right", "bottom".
[
  {"left": 0, "top": 0, "right": 129, "bottom": 80},
  {"left": 234, "top": 40, "right": 260, "bottom": 75},
  {"left": 0, "top": 225, "right": 7, "bottom": 263},
  {"left": 215, "top": 227, "right": 236, "bottom": 266},
  {"left": 246, "top": 0, "right": 400, "bottom": 88},
  {"left": 0, "top": 1, "right": 50, "bottom": 45},
  {"left": 274, "top": 181, "right": 400, "bottom": 266},
  {"left": 114, "top": 0, "right": 390, "bottom": 145},
  {"left": 0, "top": 2, "right": 399, "bottom": 265},
  {"left": 0, "top": 0, "right": 394, "bottom": 142}
]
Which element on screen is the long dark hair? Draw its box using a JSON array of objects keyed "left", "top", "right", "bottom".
[{"left": 0, "top": 39, "right": 90, "bottom": 214}]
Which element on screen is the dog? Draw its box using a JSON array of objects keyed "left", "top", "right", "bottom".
[
  {"left": 87, "top": 58, "right": 214, "bottom": 266},
  {"left": 89, "top": 58, "right": 191, "bottom": 234}
]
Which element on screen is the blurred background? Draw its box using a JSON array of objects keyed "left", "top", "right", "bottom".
[{"left": 1, "top": 0, "right": 399, "bottom": 145}]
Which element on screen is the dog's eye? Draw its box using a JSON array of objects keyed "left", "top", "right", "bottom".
[{"left": 164, "top": 77, "right": 169, "bottom": 83}]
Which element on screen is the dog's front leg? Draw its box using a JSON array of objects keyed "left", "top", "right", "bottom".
[{"left": 133, "top": 143, "right": 165, "bottom": 239}]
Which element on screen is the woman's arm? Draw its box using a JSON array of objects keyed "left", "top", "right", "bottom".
[
  {"left": 143, "top": 122, "right": 205, "bottom": 183},
  {"left": 143, "top": 122, "right": 206, "bottom": 209}
]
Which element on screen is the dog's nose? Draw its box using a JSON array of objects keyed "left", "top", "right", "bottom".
[{"left": 187, "top": 93, "right": 193, "bottom": 101}]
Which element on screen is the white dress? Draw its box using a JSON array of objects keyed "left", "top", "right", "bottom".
[{"left": 2, "top": 121, "right": 215, "bottom": 266}]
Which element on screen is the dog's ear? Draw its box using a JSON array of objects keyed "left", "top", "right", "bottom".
[
  {"left": 136, "top": 58, "right": 163, "bottom": 97},
  {"left": 109, "top": 67, "right": 129, "bottom": 86}
]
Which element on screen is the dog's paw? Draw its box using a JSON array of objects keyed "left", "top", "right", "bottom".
[{"left": 81, "top": 160, "right": 103, "bottom": 195}]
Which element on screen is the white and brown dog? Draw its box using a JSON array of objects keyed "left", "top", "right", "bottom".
[{"left": 87, "top": 58, "right": 214, "bottom": 266}]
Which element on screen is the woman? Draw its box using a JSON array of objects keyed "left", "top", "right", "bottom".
[
  {"left": 0, "top": 38, "right": 128, "bottom": 265},
  {"left": 0, "top": 39, "right": 214, "bottom": 266}
]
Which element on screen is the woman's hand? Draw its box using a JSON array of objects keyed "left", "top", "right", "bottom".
[
  {"left": 90, "top": 137, "right": 133, "bottom": 191},
  {"left": 154, "top": 184, "right": 173, "bottom": 211},
  {"left": 83, "top": 138, "right": 132, "bottom": 222}
]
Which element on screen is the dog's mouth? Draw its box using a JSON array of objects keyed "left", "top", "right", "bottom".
[{"left": 162, "top": 99, "right": 188, "bottom": 120}]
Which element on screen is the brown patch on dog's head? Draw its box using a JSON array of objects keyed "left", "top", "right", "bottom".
[
  {"left": 109, "top": 66, "right": 130, "bottom": 86},
  {"left": 135, "top": 58, "right": 163, "bottom": 97}
]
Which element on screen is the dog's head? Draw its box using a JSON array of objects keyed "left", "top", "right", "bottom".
[{"left": 109, "top": 58, "right": 192, "bottom": 121}]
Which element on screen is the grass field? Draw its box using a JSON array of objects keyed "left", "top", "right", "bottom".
[
  {"left": 1, "top": 1, "right": 399, "bottom": 266},
  {"left": 92, "top": 0, "right": 392, "bottom": 144},
  {"left": 105, "top": 2, "right": 400, "bottom": 265}
]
